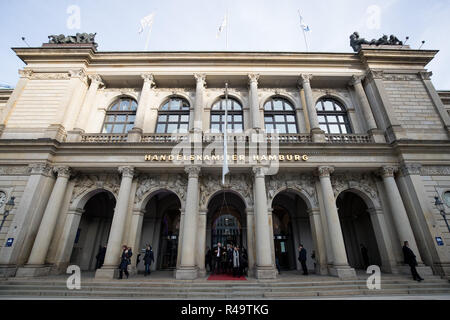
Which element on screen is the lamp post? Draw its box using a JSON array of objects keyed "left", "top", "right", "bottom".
[
  {"left": 0, "top": 196, "right": 15, "bottom": 233},
  {"left": 435, "top": 196, "right": 450, "bottom": 233}
]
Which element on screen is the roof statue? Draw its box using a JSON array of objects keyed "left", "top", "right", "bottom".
[
  {"left": 350, "top": 32, "right": 404, "bottom": 52},
  {"left": 47, "top": 33, "right": 98, "bottom": 49}
]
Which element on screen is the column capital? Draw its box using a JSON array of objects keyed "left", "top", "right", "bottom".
[
  {"left": 141, "top": 73, "right": 156, "bottom": 87},
  {"left": 185, "top": 165, "right": 201, "bottom": 178},
  {"left": 399, "top": 163, "right": 422, "bottom": 177},
  {"left": 252, "top": 166, "right": 268, "bottom": 178},
  {"left": 53, "top": 166, "right": 72, "bottom": 179},
  {"left": 88, "top": 74, "right": 104, "bottom": 86},
  {"left": 248, "top": 73, "right": 260, "bottom": 85},
  {"left": 69, "top": 69, "right": 87, "bottom": 82},
  {"left": 28, "top": 163, "right": 53, "bottom": 177},
  {"left": 348, "top": 75, "right": 365, "bottom": 87},
  {"left": 118, "top": 166, "right": 135, "bottom": 179},
  {"left": 317, "top": 166, "right": 334, "bottom": 177},
  {"left": 194, "top": 73, "right": 207, "bottom": 87},
  {"left": 18, "top": 69, "right": 33, "bottom": 79},
  {"left": 366, "top": 69, "right": 384, "bottom": 81},
  {"left": 379, "top": 166, "right": 397, "bottom": 178},
  {"left": 419, "top": 71, "right": 432, "bottom": 81},
  {"left": 299, "top": 74, "right": 313, "bottom": 85}
]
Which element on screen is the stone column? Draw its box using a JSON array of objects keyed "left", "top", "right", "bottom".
[
  {"left": 0, "top": 163, "right": 54, "bottom": 277},
  {"left": 245, "top": 208, "right": 256, "bottom": 276},
  {"left": 128, "top": 74, "right": 155, "bottom": 142},
  {"left": 193, "top": 74, "right": 206, "bottom": 132},
  {"left": 45, "top": 69, "right": 88, "bottom": 141},
  {"left": 0, "top": 69, "right": 32, "bottom": 137},
  {"left": 95, "top": 166, "right": 134, "bottom": 279},
  {"left": 317, "top": 166, "right": 356, "bottom": 279},
  {"left": 196, "top": 209, "right": 207, "bottom": 277},
  {"left": 248, "top": 74, "right": 261, "bottom": 130},
  {"left": 67, "top": 74, "right": 104, "bottom": 142},
  {"left": 307, "top": 208, "right": 328, "bottom": 275},
  {"left": 349, "top": 75, "right": 385, "bottom": 143},
  {"left": 16, "top": 167, "right": 71, "bottom": 277},
  {"left": 127, "top": 208, "right": 145, "bottom": 275},
  {"left": 299, "top": 74, "right": 325, "bottom": 142},
  {"left": 176, "top": 166, "right": 201, "bottom": 280},
  {"left": 379, "top": 166, "right": 423, "bottom": 264},
  {"left": 253, "top": 167, "right": 277, "bottom": 279}
]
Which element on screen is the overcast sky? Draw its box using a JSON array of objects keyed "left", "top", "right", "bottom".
[{"left": 1, "top": 0, "right": 449, "bottom": 89}]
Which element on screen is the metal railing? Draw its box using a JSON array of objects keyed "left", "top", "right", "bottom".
[
  {"left": 325, "top": 134, "right": 373, "bottom": 144},
  {"left": 81, "top": 133, "right": 127, "bottom": 143}
]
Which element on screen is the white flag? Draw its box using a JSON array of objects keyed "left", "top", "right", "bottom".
[
  {"left": 216, "top": 14, "right": 227, "bottom": 39},
  {"left": 138, "top": 13, "right": 155, "bottom": 34},
  {"left": 298, "top": 11, "right": 310, "bottom": 32}
]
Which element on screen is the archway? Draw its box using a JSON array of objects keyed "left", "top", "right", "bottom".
[
  {"left": 336, "top": 191, "right": 382, "bottom": 270},
  {"left": 138, "top": 190, "right": 181, "bottom": 272},
  {"left": 69, "top": 190, "right": 116, "bottom": 271},
  {"left": 206, "top": 191, "right": 247, "bottom": 272},
  {"left": 272, "top": 190, "right": 314, "bottom": 272}
]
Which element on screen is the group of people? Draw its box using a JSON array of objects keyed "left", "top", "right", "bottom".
[{"left": 206, "top": 242, "right": 248, "bottom": 278}]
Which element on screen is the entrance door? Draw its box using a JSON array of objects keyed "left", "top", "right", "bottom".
[
  {"left": 158, "top": 212, "right": 180, "bottom": 270},
  {"left": 211, "top": 214, "right": 241, "bottom": 249},
  {"left": 274, "top": 235, "right": 290, "bottom": 269}
]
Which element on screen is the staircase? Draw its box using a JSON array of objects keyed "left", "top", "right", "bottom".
[{"left": 1, "top": 273, "right": 449, "bottom": 299}]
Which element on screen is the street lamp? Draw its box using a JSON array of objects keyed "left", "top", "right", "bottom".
[
  {"left": 435, "top": 196, "right": 450, "bottom": 233},
  {"left": 0, "top": 196, "right": 15, "bottom": 233}
]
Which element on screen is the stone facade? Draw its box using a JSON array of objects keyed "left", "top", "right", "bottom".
[{"left": 0, "top": 45, "right": 449, "bottom": 280}]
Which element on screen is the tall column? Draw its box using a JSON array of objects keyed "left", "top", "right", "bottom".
[
  {"left": 299, "top": 74, "right": 325, "bottom": 142},
  {"left": 379, "top": 166, "right": 423, "bottom": 264},
  {"left": 307, "top": 208, "right": 328, "bottom": 275},
  {"left": 196, "top": 209, "right": 207, "bottom": 277},
  {"left": 128, "top": 74, "right": 155, "bottom": 142},
  {"left": 349, "top": 75, "right": 385, "bottom": 143},
  {"left": 176, "top": 166, "right": 201, "bottom": 280},
  {"left": 0, "top": 163, "right": 54, "bottom": 277},
  {"left": 95, "top": 166, "right": 134, "bottom": 279},
  {"left": 193, "top": 74, "right": 206, "bottom": 132},
  {"left": 67, "top": 75, "right": 104, "bottom": 142},
  {"left": 127, "top": 208, "right": 145, "bottom": 275},
  {"left": 245, "top": 208, "right": 256, "bottom": 276},
  {"left": 253, "top": 167, "right": 277, "bottom": 279},
  {"left": 248, "top": 74, "right": 261, "bottom": 130},
  {"left": 317, "top": 166, "right": 356, "bottom": 279},
  {"left": 16, "top": 167, "right": 71, "bottom": 277}
]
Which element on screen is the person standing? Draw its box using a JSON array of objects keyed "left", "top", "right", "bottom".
[
  {"left": 298, "top": 244, "right": 308, "bottom": 275},
  {"left": 119, "top": 245, "right": 132, "bottom": 279},
  {"left": 232, "top": 246, "right": 241, "bottom": 277},
  {"left": 214, "top": 242, "right": 222, "bottom": 274},
  {"left": 402, "top": 241, "right": 424, "bottom": 282},
  {"left": 360, "top": 244, "right": 370, "bottom": 269},
  {"left": 227, "top": 244, "right": 233, "bottom": 274},
  {"left": 143, "top": 245, "right": 155, "bottom": 276}
]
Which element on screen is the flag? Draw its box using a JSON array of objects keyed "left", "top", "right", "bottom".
[
  {"left": 138, "top": 13, "right": 155, "bottom": 34},
  {"left": 298, "top": 11, "right": 310, "bottom": 32},
  {"left": 216, "top": 14, "right": 227, "bottom": 39},
  {"left": 222, "top": 83, "right": 230, "bottom": 185}
]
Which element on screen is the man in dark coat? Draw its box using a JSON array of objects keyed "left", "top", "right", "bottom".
[
  {"left": 402, "top": 241, "right": 423, "bottom": 282},
  {"left": 95, "top": 245, "right": 106, "bottom": 270},
  {"left": 143, "top": 245, "right": 155, "bottom": 276},
  {"left": 119, "top": 245, "right": 132, "bottom": 279},
  {"left": 214, "top": 242, "right": 222, "bottom": 274},
  {"left": 360, "top": 244, "right": 370, "bottom": 269},
  {"left": 298, "top": 244, "right": 308, "bottom": 275},
  {"left": 227, "top": 244, "right": 234, "bottom": 274}
]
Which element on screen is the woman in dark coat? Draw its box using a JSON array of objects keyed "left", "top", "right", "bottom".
[
  {"left": 119, "top": 245, "right": 132, "bottom": 279},
  {"left": 143, "top": 245, "right": 155, "bottom": 276}
]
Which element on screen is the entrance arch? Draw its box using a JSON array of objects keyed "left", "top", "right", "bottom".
[
  {"left": 138, "top": 189, "right": 181, "bottom": 272},
  {"left": 69, "top": 190, "right": 116, "bottom": 271},
  {"left": 271, "top": 189, "right": 314, "bottom": 272},
  {"left": 336, "top": 190, "right": 382, "bottom": 270}
]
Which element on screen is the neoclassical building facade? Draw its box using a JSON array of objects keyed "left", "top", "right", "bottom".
[{"left": 0, "top": 41, "right": 449, "bottom": 280}]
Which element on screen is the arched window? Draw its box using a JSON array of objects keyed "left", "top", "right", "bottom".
[
  {"left": 316, "top": 98, "right": 352, "bottom": 134},
  {"left": 264, "top": 97, "right": 298, "bottom": 134},
  {"left": 102, "top": 97, "right": 137, "bottom": 134},
  {"left": 210, "top": 97, "right": 243, "bottom": 133},
  {"left": 155, "top": 97, "right": 190, "bottom": 133}
]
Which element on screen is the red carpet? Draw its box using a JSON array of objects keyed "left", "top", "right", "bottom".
[{"left": 207, "top": 274, "right": 247, "bottom": 281}]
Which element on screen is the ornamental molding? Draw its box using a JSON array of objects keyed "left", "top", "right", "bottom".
[
  {"left": 419, "top": 71, "right": 433, "bottom": 81},
  {"left": 118, "top": 166, "right": 135, "bottom": 178},
  {"left": 421, "top": 166, "right": 450, "bottom": 176},
  {"left": 348, "top": 75, "right": 365, "bottom": 86},
  {"left": 400, "top": 163, "right": 422, "bottom": 176},
  {"left": 18, "top": 69, "right": 34, "bottom": 79},
  {"left": 194, "top": 73, "right": 207, "bottom": 87},
  {"left": 266, "top": 173, "right": 318, "bottom": 208},
  {"left": 88, "top": 74, "right": 104, "bottom": 86},
  {"left": 0, "top": 166, "right": 30, "bottom": 176},
  {"left": 70, "top": 174, "right": 121, "bottom": 204},
  {"left": 135, "top": 173, "right": 188, "bottom": 205},
  {"left": 248, "top": 73, "right": 260, "bottom": 85},
  {"left": 366, "top": 70, "right": 384, "bottom": 81},
  {"left": 317, "top": 166, "right": 334, "bottom": 177},
  {"left": 54, "top": 166, "right": 72, "bottom": 178},
  {"left": 27, "top": 72, "right": 71, "bottom": 80},
  {"left": 331, "top": 172, "right": 380, "bottom": 204},
  {"left": 382, "top": 73, "right": 420, "bottom": 81},
  {"left": 199, "top": 174, "right": 253, "bottom": 208},
  {"left": 28, "top": 163, "right": 53, "bottom": 177},
  {"left": 313, "top": 88, "right": 350, "bottom": 99},
  {"left": 379, "top": 166, "right": 397, "bottom": 178}
]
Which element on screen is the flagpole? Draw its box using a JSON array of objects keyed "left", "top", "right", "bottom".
[
  {"left": 226, "top": 8, "right": 229, "bottom": 51},
  {"left": 298, "top": 10, "right": 309, "bottom": 52},
  {"left": 145, "top": 22, "right": 153, "bottom": 51},
  {"left": 223, "top": 82, "right": 229, "bottom": 185}
]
